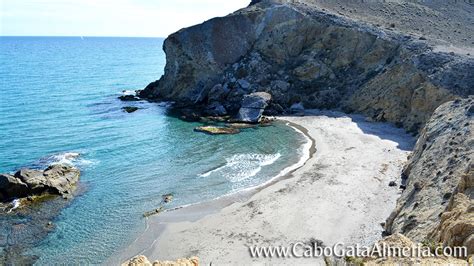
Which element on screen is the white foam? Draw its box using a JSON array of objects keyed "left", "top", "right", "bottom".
[
  {"left": 199, "top": 153, "right": 282, "bottom": 183},
  {"left": 121, "top": 90, "right": 136, "bottom": 96},
  {"left": 7, "top": 199, "right": 21, "bottom": 213},
  {"left": 47, "top": 152, "right": 98, "bottom": 168}
]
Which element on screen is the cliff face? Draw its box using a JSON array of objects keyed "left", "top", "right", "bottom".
[
  {"left": 385, "top": 97, "right": 473, "bottom": 252},
  {"left": 139, "top": 0, "right": 473, "bottom": 250},
  {"left": 140, "top": 0, "right": 473, "bottom": 132}
]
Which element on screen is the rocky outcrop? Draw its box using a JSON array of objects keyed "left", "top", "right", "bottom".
[
  {"left": 123, "top": 255, "right": 199, "bottom": 266},
  {"left": 0, "top": 164, "right": 80, "bottom": 202},
  {"left": 138, "top": 0, "right": 473, "bottom": 133},
  {"left": 385, "top": 97, "right": 473, "bottom": 246},
  {"left": 431, "top": 192, "right": 474, "bottom": 256}
]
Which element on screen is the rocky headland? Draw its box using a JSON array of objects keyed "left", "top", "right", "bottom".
[{"left": 124, "top": 0, "right": 473, "bottom": 263}]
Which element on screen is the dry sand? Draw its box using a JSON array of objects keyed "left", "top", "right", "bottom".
[{"left": 113, "top": 110, "right": 415, "bottom": 265}]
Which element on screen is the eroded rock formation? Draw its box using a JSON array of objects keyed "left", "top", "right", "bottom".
[{"left": 139, "top": 0, "right": 473, "bottom": 133}]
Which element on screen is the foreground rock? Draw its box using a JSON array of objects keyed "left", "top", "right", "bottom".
[
  {"left": 123, "top": 255, "right": 198, "bottom": 266},
  {"left": 194, "top": 126, "right": 240, "bottom": 135},
  {"left": 385, "top": 97, "right": 473, "bottom": 250},
  {"left": 0, "top": 164, "right": 80, "bottom": 202}
]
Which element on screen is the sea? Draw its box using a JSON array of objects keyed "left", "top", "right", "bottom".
[{"left": 0, "top": 37, "right": 309, "bottom": 264}]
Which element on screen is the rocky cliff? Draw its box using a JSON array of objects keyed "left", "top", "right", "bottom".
[
  {"left": 385, "top": 97, "right": 473, "bottom": 254},
  {"left": 139, "top": 0, "right": 473, "bottom": 132},
  {"left": 139, "top": 0, "right": 473, "bottom": 255}
]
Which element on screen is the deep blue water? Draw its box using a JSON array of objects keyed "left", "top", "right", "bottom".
[{"left": 0, "top": 37, "right": 307, "bottom": 264}]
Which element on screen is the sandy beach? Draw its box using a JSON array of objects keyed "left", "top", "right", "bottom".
[{"left": 114, "top": 110, "right": 415, "bottom": 265}]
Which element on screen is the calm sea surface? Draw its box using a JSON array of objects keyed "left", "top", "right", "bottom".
[{"left": 0, "top": 37, "right": 307, "bottom": 264}]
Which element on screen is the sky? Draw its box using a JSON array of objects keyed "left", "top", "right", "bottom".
[{"left": 0, "top": 0, "right": 250, "bottom": 37}]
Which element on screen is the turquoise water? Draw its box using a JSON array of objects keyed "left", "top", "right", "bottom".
[{"left": 0, "top": 37, "right": 307, "bottom": 264}]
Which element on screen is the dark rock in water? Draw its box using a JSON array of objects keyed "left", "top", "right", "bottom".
[
  {"left": 389, "top": 181, "right": 397, "bottom": 187},
  {"left": 236, "top": 92, "right": 272, "bottom": 123},
  {"left": 118, "top": 95, "right": 140, "bottom": 101},
  {"left": 122, "top": 106, "right": 139, "bottom": 113},
  {"left": 162, "top": 194, "right": 173, "bottom": 203},
  {"left": 0, "top": 164, "right": 80, "bottom": 202},
  {"left": 194, "top": 126, "right": 240, "bottom": 135}
]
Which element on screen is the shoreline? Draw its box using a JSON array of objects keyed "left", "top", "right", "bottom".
[
  {"left": 109, "top": 119, "right": 316, "bottom": 264},
  {"left": 113, "top": 110, "right": 415, "bottom": 265}
]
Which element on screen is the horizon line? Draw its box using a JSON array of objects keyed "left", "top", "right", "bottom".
[{"left": 0, "top": 35, "right": 166, "bottom": 38}]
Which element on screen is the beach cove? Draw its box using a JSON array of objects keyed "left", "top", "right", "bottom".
[{"left": 114, "top": 110, "right": 415, "bottom": 264}]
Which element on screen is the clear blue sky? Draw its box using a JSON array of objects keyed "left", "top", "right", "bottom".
[{"left": 0, "top": 0, "right": 250, "bottom": 37}]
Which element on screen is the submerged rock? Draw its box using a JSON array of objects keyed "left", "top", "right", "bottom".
[
  {"left": 194, "top": 126, "right": 240, "bottom": 135},
  {"left": 122, "top": 106, "right": 139, "bottom": 113},
  {"left": 118, "top": 95, "right": 140, "bottom": 101},
  {"left": 162, "top": 194, "right": 173, "bottom": 203},
  {"left": 0, "top": 164, "right": 80, "bottom": 202},
  {"left": 236, "top": 92, "right": 272, "bottom": 123}
]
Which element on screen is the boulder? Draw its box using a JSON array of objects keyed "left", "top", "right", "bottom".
[
  {"left": 236, "top": 92, "right": 272, "bottom": 123},
  {"left": 15, "top": 169, "right": 47, "bottom": 192},
  {"left": 0, "top": 164, "right": 80, "bottom": 202},
  {"left": 122, "top": 106, "right": 139, "bottom": 113},
  {"left": 43, "top": 164, "right": 80, "bottom": 195}
]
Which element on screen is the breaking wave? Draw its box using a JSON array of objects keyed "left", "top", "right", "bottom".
[{"left": 199, "top": 153, "right": 282, "bottom": 183}]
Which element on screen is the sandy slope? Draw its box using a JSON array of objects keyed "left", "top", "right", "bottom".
[
  {"left": 115, "top": 110, "right": 415, "bottom": 265},
  {"left": 292, "top": 0, "right": 474, "bottom": 55}
]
